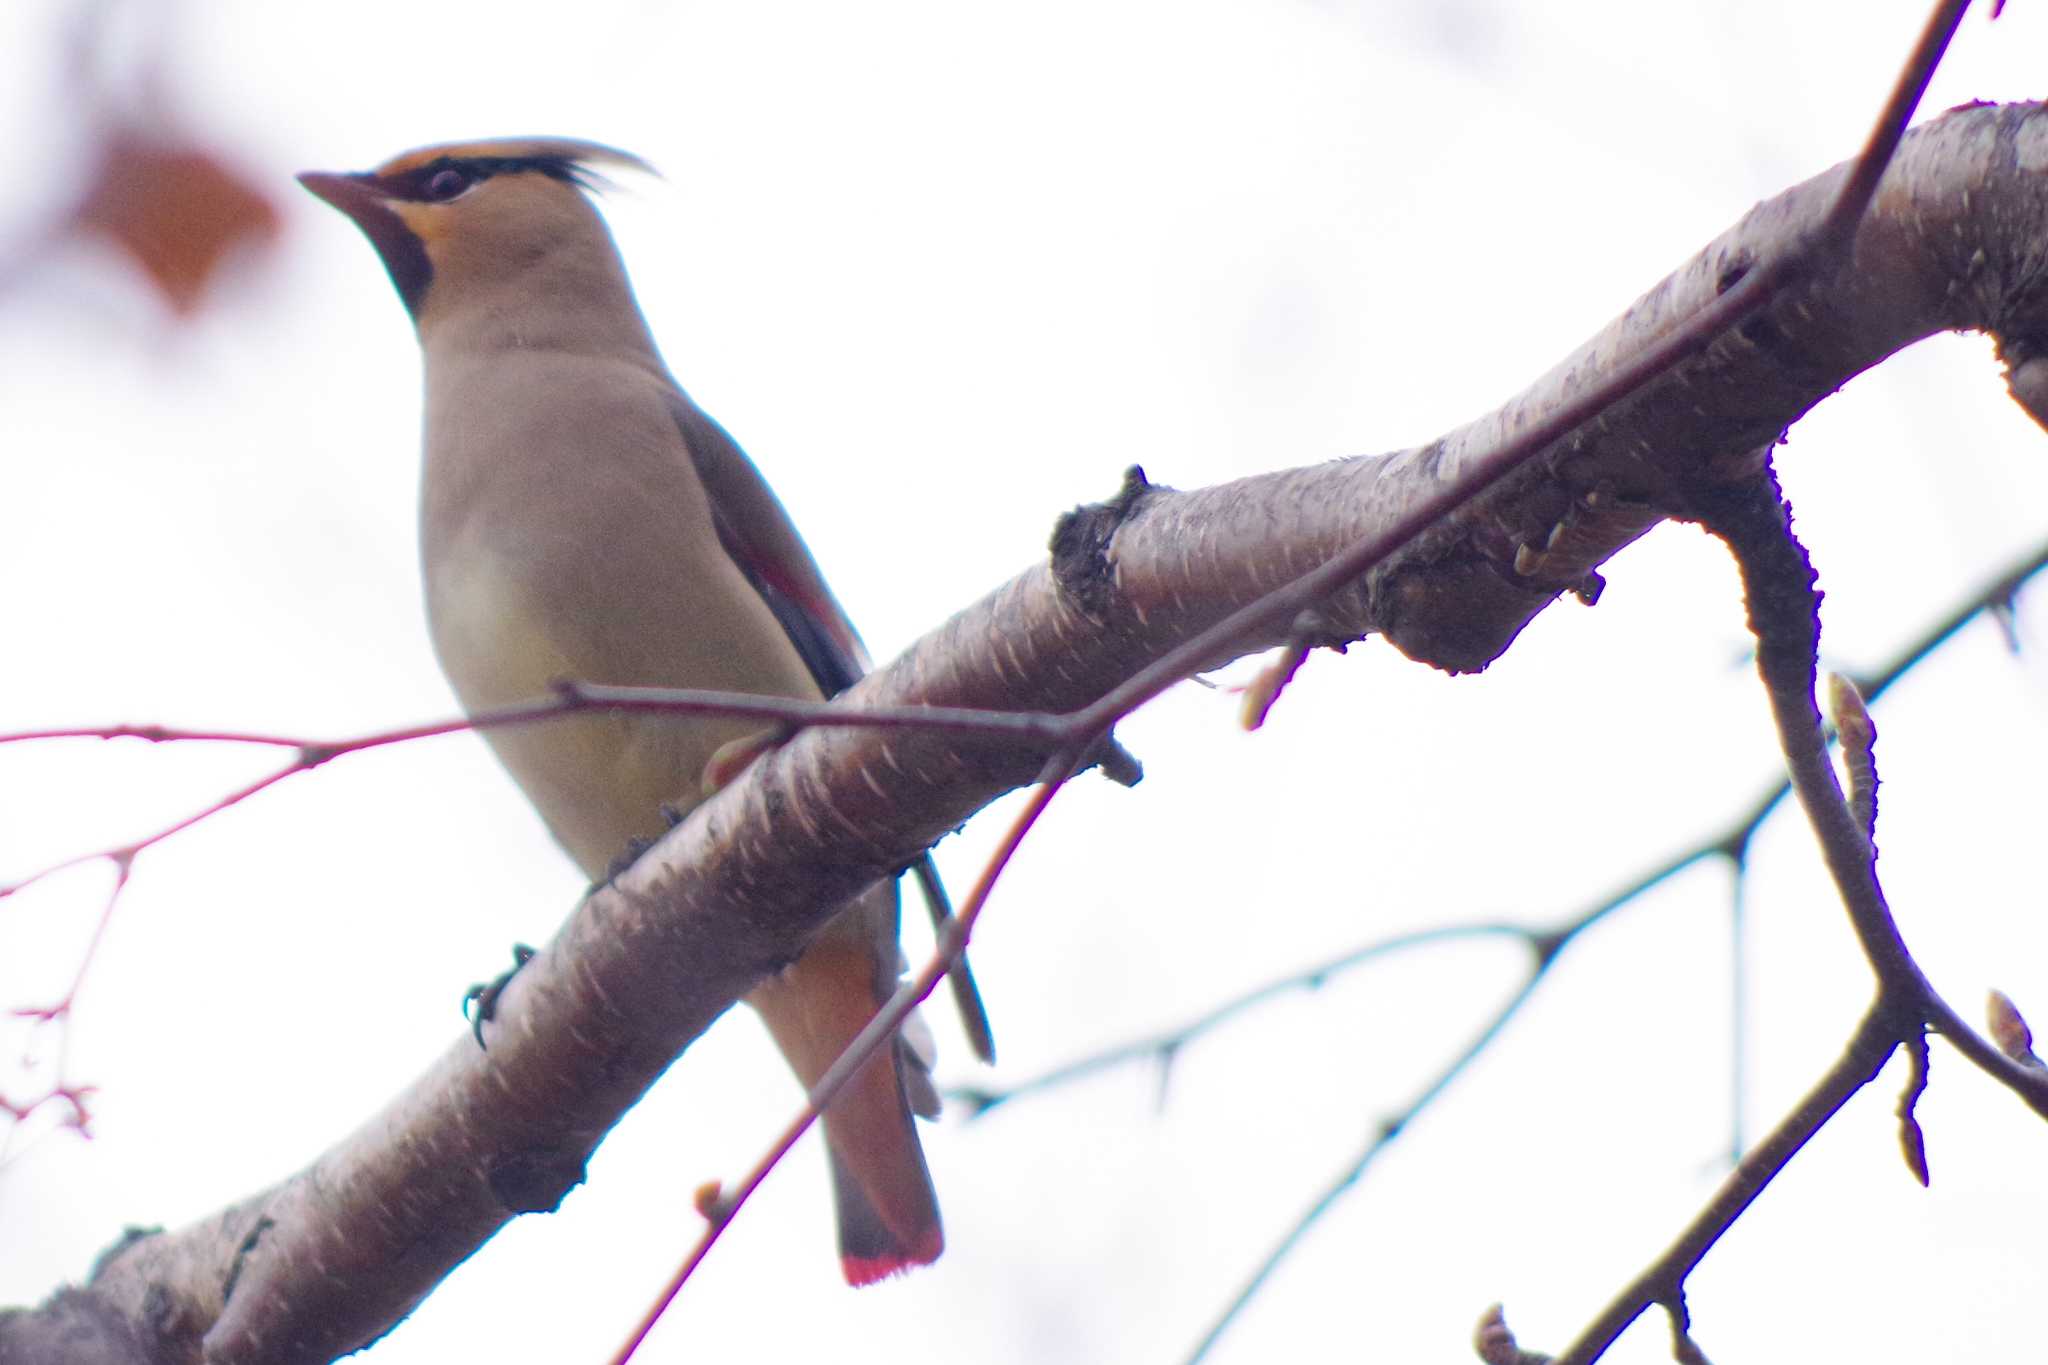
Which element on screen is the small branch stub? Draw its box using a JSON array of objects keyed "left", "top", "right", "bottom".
[
  {"left": 1238, "top": 642, "right": 1313, "bottom": 731},
  {"left": 1987, "top": 990, "right": 2044, "bottom": 1069},
  {"left": 691, "top": 1180, "right": 732, "bottom": 1228},
  {"left": 1049, "top": 464, "right": 1156, "bottom": 623},
  {"left": 1824, "top": 673, "right": 1879, "bottom": 842},
  {"left": 1896, "top": 1033, "right": 1931, "bottom": 1188},
  {"left": 1662, "top": 1295, "right": 1715, "bottom": 1365},
  {"left": 1473, "top": 1304, "right": 1551, "bottom": 1365}
]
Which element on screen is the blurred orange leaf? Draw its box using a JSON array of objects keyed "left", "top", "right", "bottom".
[{"left": 70, "top": 127, "right": 280, "bottom": 315}]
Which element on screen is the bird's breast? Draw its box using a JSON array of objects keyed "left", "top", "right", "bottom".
[{"left": 418, "top": 349, "right": 823, "bottom": 879}]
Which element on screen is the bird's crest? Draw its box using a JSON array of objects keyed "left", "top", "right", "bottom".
[{"left": 373, "top": 137, "right": 657, "bottom": 196}]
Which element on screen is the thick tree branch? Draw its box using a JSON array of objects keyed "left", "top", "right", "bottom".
[
  {"left": 35, "top": 100, "right": 2048, "bottom": 1363},
  {"left": 948, "top": 536, "right": 2048, "bottom": 1365}
]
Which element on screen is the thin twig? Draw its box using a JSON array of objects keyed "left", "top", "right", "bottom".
[
  {"left": 0, "top": 688, "right": 1073, "bottom": 1145},
  {"left": 0, "top": 5, "right": 2011, "bottom": 1357},
  {"left": 957, "top": 513, "right": 2048, "bottom": 1358},
  {"left": 0, "top": 680, "right": 1108, "bottom": 905},
  {"left": 1051, "top": 0, "right": 1958, "bottom": 750},
  {"left": 950, "top": 922, "right": 1539, "bottom": 1116},
  {"left": 1184, "top": 964, "right": 1553, "bottom": 1365},
  {"left": 1712, "top": 473, "right": 2048, "bottom": 1113},
  {"left": 959, "top": 533, "right": 2048, "bottom": 1122},
  {"left": 0, "top": 683, "right": 1073, "bottom": 766},
  {"left": 1537, "top": 453, "right": 2048, "bottom": 1361},
  {"left": 1551, "top": 999, "right": 1903, "bottom": 1365},
  {"left": 611, "top": 758, "right": 1084, "bottom": 1364},
  {"left": 2, "top": 763, "right": 299, "bottom": 900},
  {"left": 988, "top": 530, "right": 2048, "bottom": 1362},
  {"left": 0, "top": 684, "right": 1079, "bottom": 1055}
]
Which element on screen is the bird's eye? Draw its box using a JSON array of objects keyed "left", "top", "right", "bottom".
[{"left": 423, "top": 166, "right": 472, "bottom": 201}]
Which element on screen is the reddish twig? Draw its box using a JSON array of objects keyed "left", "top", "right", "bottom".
[
  {"left": 1035, "top": 0, "right": 1947, "bottom": 754},
  {"left": 950, "top": 537, "right": 2048, "bottom": 1365},
  {"left": 611, "top": 755, "right": 1084, "bottom": 1364},
  {"left": 0, "top": 687, "right": 1084, "bottom": 1158},
  {"left": 0, "top": 1083, "right": 95, "bottom": 1131},
  {"left": 639, "top": 101, "right": 1938, "bottom": 1327},
  {"left": 0, "top": 4, "right": 2010, "bottom": 1358},
  {"left": 958, "top": 531, "right": 2048, "bottom": 1119},
  {"left": 1182, "top": 4, "right": 1990, "bottom": 1354},
  {"left": 700, "top": 19, "right": 1999, "bottom": 1320},
  {"left": 0, "top": 682, "right": 1084, "bottom": 760},
  {"left": 2, "top": 764, "right": 299, "bottom": 902},
  {"left": 0, "top": 686, "right": 1091, "bottom": 1040},
  {"left": 1, "top": 682, "right": 1112, "bottom": 905}
]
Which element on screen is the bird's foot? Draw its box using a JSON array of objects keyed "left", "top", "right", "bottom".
[
  {"left": 596, "top": 833, "right": 663, "bottom": 891},
  {"left": 463, "top": 943, "right": 536, "bottom": 1048}
]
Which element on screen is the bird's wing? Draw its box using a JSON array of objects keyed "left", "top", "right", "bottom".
[
  {"left": 667, "top": 391, "right": 997, "bottom": 1065},
  {"left": 668, "top": 393, "right": 869, "bottom": 696}
]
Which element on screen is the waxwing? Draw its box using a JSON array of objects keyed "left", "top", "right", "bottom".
[{"left": 298, "top": 137, "right": 991, "bottom": 1285}]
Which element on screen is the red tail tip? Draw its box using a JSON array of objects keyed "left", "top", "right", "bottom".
[{"left": 841, "top": 1226, "right": 943, "bottom": 1287}]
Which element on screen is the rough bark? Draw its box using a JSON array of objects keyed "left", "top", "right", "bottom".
[{"left": 10, "top": 100, "right": 2048, "bottom": 1365}]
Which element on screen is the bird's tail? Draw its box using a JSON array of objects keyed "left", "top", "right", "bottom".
[{"left": 750, "top": 891, "right": 945, "bottom": 1285}]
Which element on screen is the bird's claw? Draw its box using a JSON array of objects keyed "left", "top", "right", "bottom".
[{"left": 464, "top": 943, "right": 537, "bottom": 1048}]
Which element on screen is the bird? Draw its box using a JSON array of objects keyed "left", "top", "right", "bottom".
[{"left": 297, "top": 136, "right": 992, "bottom": 1286}]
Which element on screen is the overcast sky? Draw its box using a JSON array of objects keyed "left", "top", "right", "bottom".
[{"left": 4, "top": 2, "right": 2048, "bottom": 1362}]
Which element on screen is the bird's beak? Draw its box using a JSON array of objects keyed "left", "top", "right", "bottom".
[
  {"left": 297, "top": 168, "right": 432, "bottom": 316},
  {"left": 296, "top": 170, "right": 389, "bottom": 225}
]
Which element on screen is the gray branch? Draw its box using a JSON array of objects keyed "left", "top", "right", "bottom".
[{"left": 12, "top": 100, "right": 2046, "bottom": 1365}]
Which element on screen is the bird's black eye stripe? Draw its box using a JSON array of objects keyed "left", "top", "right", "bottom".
[
  {"left": 381, "top": 158, "right": 481, "bottom": 202},
  {"left": 380, "top": 155, "right": 594, "bottom": 203}
]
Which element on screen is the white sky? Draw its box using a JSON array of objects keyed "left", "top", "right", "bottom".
[{"left": 4, "top": 1, "right": 2048, "bottom": 1362}]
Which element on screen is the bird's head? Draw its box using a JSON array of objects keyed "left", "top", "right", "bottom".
[{"left": 298, "top": 137, "right": 655, "bottom": 327}]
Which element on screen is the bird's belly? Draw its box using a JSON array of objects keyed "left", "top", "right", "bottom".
[{"left": 426, "top": 536, "right": 804, "bottom": 880}]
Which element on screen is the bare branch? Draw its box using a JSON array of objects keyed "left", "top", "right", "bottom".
[
  {"left": 961, "top": 532, "right": 2048, "bottom": 1116},
  {"left": 611, "top": 771, "right": 1075, "bottom": 1363},
  {"left": 1706, "top": 471, "right": 2048, "bottom": 1115},
  {"left": 959, "top": 533, "right": 2048, "bottom": 1363},
  {"left": 949, "top": 921, "right": 1541, "bottom": 1116},
  {"left": 1186, "top": 967, "right": 1553, "bottom": 1365},
  {"left": 1549, "top": 999, "right": 1903, "bottom": 1365},
  {"left": 1523, "top": 457, "right": 2048, "bottom": 1362},
  {"left": 38, "top": 87, "right": 2048, "bottom": 1365}
]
